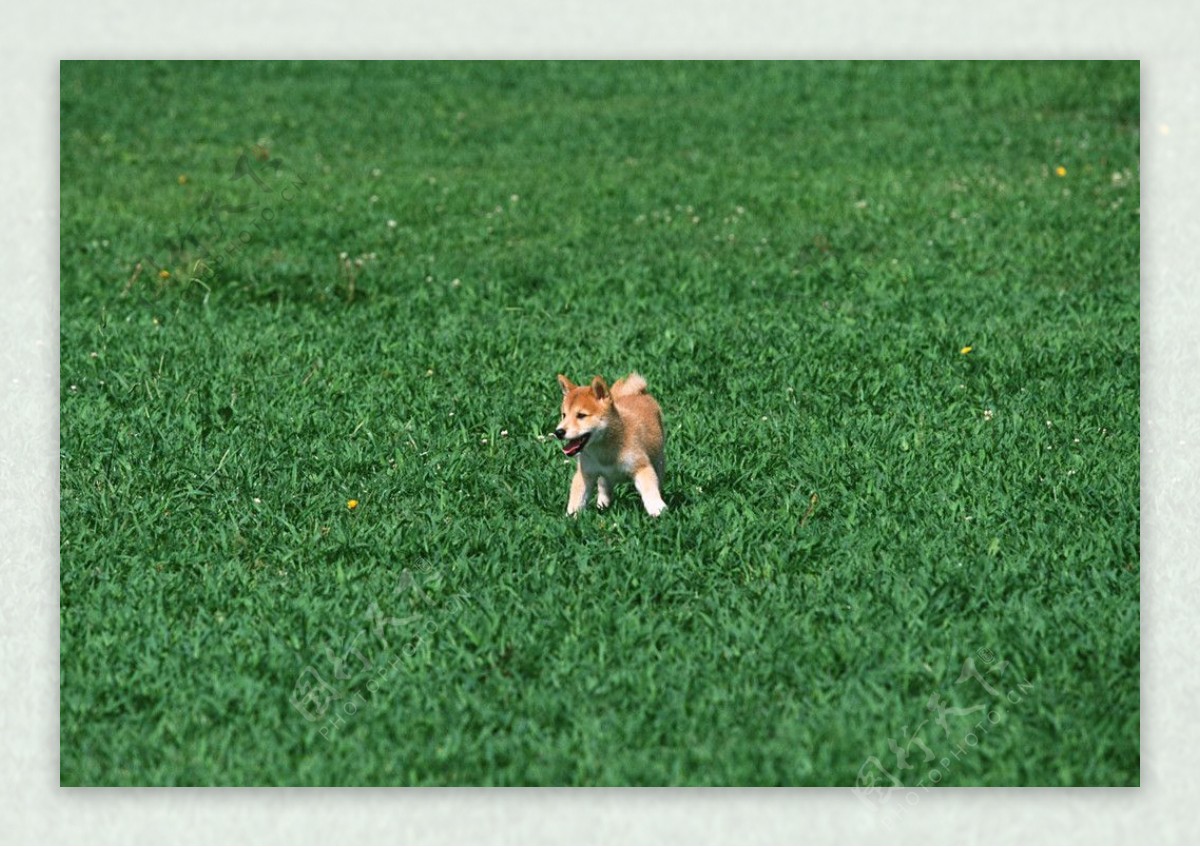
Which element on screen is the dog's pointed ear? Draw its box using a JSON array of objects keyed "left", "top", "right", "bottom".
[
  {"left": 557, "top": 374, "right": 575, "bottom": 395},
  {"left": 591, "top": 375, "right": 609, "bottom": 400}
]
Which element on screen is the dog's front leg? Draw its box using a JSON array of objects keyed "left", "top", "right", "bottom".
[
  {"left": 567, "top": 464, "right": 593, "bottom": 516},
  {"left": 595, "top": 476, "right": 613, "bottom": 510}
]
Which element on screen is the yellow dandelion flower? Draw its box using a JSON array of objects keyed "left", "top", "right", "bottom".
[
  {"left": 158, "top": 269, "right": 171, "bottom": 280},
  {"left": 347, "top": 499, "right": 358, "bottom": 510},
  {"left": 1055, "top": 166, "right": 1067, "bottom": 177},
  {"left": 177, "top": 174, "right": 189, "bottom": 185},
  {"left": 960, "top": 346, "right": 973, "bottom": 355}
]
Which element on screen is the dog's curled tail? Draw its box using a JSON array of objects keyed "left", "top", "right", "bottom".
[{"left": 612, "top": 372, "right": 648, "bottom": 397}]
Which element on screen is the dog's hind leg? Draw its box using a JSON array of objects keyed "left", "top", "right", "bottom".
[{"left": 633, "top": 465, "right": 667, "bottom": 517}]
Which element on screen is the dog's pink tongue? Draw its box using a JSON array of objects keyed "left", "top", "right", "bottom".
[{"left": 562, "top": 439, "right": 583, "bottom": 457}]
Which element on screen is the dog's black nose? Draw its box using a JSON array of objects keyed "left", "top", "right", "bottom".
[{"left": 554, "top": 428, "right": 566, "bottom": 440}]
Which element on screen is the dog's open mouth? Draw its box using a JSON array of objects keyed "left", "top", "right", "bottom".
[{"left": 561, "top": 432, "right": 591, "bottom": 457}]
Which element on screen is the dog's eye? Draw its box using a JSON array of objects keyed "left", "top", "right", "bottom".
[{"left": 576, "top": 412, "right": 588, "bottom": 419}]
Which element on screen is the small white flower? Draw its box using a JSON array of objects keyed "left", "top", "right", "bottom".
[
  {"left": 500, "top": 430, "right": 509, "bottom": 437},
  {"left": 387, "top": 220, "right": 397, "bottom": 228}
]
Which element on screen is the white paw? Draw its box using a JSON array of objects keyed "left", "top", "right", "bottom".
[{"left": 644, "top": 499, "right": 667, "bottom": 517}]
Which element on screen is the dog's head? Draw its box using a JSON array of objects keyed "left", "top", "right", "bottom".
[{"left": 554, "top": 374, "right": 611, "bottom": 457}]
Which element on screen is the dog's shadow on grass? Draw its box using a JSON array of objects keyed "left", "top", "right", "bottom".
[
  {"left": 662, "top": 469, "right": 703, "bottom": 512},
  {"left": 664, "top": 489, "right": 694, "bottom": 512},
  {"left": 661, "top": 466, "right": 759, "bottom": 514},
  {"left": 597, "top": 477, "right": 696, "bottom": 515}
]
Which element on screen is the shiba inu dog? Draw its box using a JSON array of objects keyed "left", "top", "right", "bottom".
[{"left": 554, "top": 372, "right": 667, "bottom": 517}]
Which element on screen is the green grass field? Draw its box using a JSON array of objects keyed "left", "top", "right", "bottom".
[{"left": 59, "top": 61, "right": 1139, "bottom": 787}]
